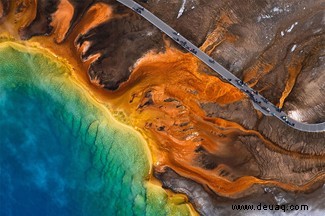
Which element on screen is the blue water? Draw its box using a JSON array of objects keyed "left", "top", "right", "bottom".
[
  {"left": 0, "top": 44, "right": 191, "bottom": 216},
  {"left": 0, "top": 49, "right": 147, "bottom": 216},
  {"left": 0, "top": 86, "right": 84, "bottom": 215}
]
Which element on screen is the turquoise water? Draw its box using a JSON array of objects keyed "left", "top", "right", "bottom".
[{"left": 0, "top": 43, "right": 190, "bottom": 216}]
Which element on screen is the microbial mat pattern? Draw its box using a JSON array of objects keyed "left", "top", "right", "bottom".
[{"left": 0, "top": 0, "right": 324, "bottom": 215}]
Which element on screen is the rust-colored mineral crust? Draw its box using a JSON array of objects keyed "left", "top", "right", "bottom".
[{"left": 1, "top": 0, "right": 324, "bottom": 214}]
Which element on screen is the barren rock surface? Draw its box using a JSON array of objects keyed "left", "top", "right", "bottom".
[{"left": 1, "top": 0, "right": 324, "bottom": 215}]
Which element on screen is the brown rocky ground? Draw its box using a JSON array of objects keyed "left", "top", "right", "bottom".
[{"left": 1, "top": 0, "right": 324, "bottom": 215}]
